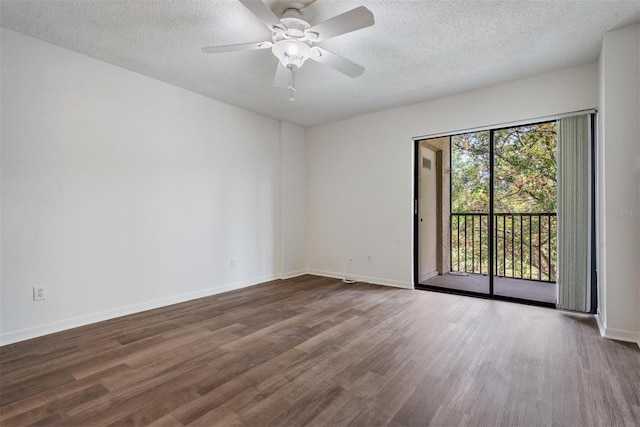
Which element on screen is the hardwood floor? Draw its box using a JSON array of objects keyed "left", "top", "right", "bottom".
[{"left": 1, "top": 275, "right": 639, "bottom": 426}]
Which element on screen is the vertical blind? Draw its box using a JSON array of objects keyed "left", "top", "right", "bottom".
[{"left": 557, "top": 114, "right": 591, "bottom": 312}]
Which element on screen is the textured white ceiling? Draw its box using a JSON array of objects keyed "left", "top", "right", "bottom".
[{"left": 1, "top": 0, "right": 639, "bottom": 127}]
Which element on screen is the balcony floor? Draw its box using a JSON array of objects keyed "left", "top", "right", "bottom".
[{"left": 422, "top": 273, "right": 556, "bottom": 305}]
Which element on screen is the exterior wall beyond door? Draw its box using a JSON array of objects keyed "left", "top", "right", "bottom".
[{"left": 420, "top": 137, "right": 451, "bottom": 277}]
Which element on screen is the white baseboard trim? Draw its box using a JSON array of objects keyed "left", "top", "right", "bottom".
[
  {"left": 595, "top": 310, "right": 640, "bottom": 347},
  {"left": 279, "top": 269, "right": 307, "bottom": 280},
  {"left": 0, "top": 274, "right": 278, "bottom": 346},
  {"left": 595, "top": 310, "right": 606, "bottom": 336},
  {"left": 307, "top": 269, "right": 413, "bottom": 289}
]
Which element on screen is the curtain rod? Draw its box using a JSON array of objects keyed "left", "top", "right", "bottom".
[{"left": 413, "top": 108, "right": 597, "bottom": 141}]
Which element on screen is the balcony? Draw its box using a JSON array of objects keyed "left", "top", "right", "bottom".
[{"left": 423, "top": 212, "right": 557, "bottom": 304}]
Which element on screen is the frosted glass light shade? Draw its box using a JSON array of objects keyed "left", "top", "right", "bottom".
[{"left": 272, "top": 39, "right": 312, "bottom": 69}]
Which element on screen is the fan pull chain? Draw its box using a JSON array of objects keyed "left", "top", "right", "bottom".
[{"left": 287, "top": 66, "right": 296, "bottom": 102}]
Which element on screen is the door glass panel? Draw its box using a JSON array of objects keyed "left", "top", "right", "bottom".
[{"left": 492, "top": 123, "right": 558, "bottom": 304}]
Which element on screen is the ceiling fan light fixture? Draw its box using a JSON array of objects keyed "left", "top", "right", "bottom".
[
  {"left": 202, "top": 1, "right": 375, "bottom": 102},
  {"left": 272, "top": 39, "right": 312, "bottom": 69}
]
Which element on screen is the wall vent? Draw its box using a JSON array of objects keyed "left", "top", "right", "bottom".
[{"left": 422, "top": 157, "right": 431, "bottom": 169}]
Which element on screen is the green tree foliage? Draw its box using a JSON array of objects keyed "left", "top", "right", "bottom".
[
  {"left": 451, "top": 131, "right": 490, "bottom": 213},
  {"left": 494, "top": 123, "right": 557, "bottom": 213},
  {"left": 451, "top": 122, "right": 557, "bottom": 213}
]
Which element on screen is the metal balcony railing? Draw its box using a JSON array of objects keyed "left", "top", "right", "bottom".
[{"left": 451, "top": 213, "right": 557, "bottom": 282}]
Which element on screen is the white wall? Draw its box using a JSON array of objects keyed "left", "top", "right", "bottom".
[
  {"left": 0, "top": 29, "right": 305, "bottom": 345},
  {"left": 279, "top": 121, "right": 307, "bottom": 278},
  {"left": 307, "top": 63, "right": 598, "bottom": 288},
  {"left": 597, "top": 23, "right": 640, "bottom": 344}
]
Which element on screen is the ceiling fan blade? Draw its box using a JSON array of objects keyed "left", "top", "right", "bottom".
[
  {"left": 201, "top": 41, "right": 272, "bottom": 54},
  {"left": 238, "top": 0, "right": 284, "bottom": 31},
  {"left": 310, "top": 47, "right": 364, "bottom": 78},
  {"left": 273, "top": 63, "right": 290, "bottom": 87},
  {"left": 306, "top": 6, "right": 374, "bottom": 41}
]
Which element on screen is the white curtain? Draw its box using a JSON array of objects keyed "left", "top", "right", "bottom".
[{"left": 556, "top": 114, "right": 591, "bottom": 312}]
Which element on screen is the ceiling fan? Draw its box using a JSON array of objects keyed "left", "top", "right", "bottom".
[{"left": 201, "top": 0, "right": 374, "bottom": 101}]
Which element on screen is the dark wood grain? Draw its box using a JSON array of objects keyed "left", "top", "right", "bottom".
[{"left": 1, "top": 275, "right": 639, "bottom": 426}]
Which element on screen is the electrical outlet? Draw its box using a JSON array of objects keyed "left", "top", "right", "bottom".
[
  {"left": 231, "top": 258, "right": 238, "bottom": 268},
  {"left": 368, "top": 254, "right": 372, "bottom": 263},
  {"left": 33, "top": 286, "right": 46, "bottom": 301}
]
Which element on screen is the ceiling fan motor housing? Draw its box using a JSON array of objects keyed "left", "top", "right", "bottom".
[{"left": 280, "top": 9, "right": 310, "bottom": 39}]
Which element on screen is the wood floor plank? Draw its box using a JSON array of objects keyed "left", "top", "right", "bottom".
[
  {"left": 1, "top": 275, "right": 639, "bottom": 426},
  {"left": 145, "top": 414, "right": 185, "bottom": 427},
  {"left": 0, "top": 364, "right": 129, "bottom": 422},
  {"left": 1, "top": 383, "right": 109, "bottom": 426},
  {"left": 0, "top": 370, "right": 77, "bottom": 406}
]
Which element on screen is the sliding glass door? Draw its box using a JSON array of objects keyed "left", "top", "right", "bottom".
[{"left": 417, "top": 122, "right": 559, "bottom": 305}]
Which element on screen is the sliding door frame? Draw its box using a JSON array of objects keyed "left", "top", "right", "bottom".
[
  {"left": 589, "top": 114, "right": 598, "bottom": 313},
  {"left": 489, "top": 129, "right": 495, "bottom": 297}
]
